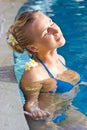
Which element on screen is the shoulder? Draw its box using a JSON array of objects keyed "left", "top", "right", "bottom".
[
  {"left": 20, "top": 66, "right": 44, "bottom": 94},
  {"left": 21, "top": 65, "right": 41, "bottom": 84},
  {"left": 57, "top": 54, "right": 66, "bottom": 65},
  {"left": 21, "top": 58, "right": 43, "bottom": 83}
]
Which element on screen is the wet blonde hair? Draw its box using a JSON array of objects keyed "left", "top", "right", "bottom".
[{"left": 7, "top": 10, "right": 39, "bottom": 53}]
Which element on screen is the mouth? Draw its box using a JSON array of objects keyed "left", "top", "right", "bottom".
[{"left": 55, "top": 35, "right": 62, "bottom": 42}]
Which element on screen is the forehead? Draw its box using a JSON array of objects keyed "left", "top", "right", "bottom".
[{"left": 31, "top": 12, "right": 50, "bottom": 34}]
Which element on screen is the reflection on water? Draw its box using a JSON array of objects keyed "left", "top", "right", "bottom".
[{"left": 25, "top": 83, "right": 87, "bottom": 130}]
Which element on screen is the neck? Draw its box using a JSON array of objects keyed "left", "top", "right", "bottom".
[{"left": 34, "top": 49, "right": 58, "bottom": 63}]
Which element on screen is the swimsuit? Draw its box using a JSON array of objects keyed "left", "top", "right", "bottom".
[{"left": 37, "top": 57, "right": 81, "bottom": 93}]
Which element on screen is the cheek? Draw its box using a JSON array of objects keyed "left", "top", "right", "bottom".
[
  {"left": 42, "top": 35, "right": 53, "bottom": 43},
  {"left": 41, "top": 36, "right": 53, "bottom": 48},
  {"left": 41, "top": 35, "right": 58, "bottom": 49}
]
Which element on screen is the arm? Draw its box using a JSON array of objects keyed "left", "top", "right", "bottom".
[{"left": 20, "top": 69, "right": 50, "bottom": 119}]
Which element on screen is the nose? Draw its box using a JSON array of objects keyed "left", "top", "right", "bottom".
[
  {"left": 48, "top": 24, "right": 62, "bottom": 35},
  {"left": 48, "top": 26, "right": 58, "bottom": 34}
]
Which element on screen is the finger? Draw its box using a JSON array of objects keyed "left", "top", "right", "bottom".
[
  {"left": 37, "top": 110, "right": 43, "bottom": 118},
  {"left": 31, "top": 111, "right": 38, "bottom": 119},
  {"left": 42, "top": 110, "right": 50, "bottom": 117},
  {"left": 45, "top": 111, "right": 50, "bottom": 117},
  {"left": 39, "top": 110, "right": 47, "bottom": 118},
  {"left": 24, "top": 111, "right": 32, "bottom": 117},
  {"left": 40, "top": 110, "right": 50, "bottom": 119}
]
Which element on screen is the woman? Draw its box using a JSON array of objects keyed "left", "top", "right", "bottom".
[{"left": 7, "top": 10, "right": 87, "bottom": 130}]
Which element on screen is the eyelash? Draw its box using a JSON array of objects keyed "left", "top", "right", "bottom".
[{"left": 44, "top": 22, "right": 55, "bottom": 36}]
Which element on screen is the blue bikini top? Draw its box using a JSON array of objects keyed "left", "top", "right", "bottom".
[{"left": 37, "top": 57, "right": 81, "bottom": 93}]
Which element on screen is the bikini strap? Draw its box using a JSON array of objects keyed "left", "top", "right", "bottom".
[
  {"left": 58, "top": 58, "right": 66, "bottom": 66},
  {"left": 36, "top": 57, "right": 55, "bottom": 79}
]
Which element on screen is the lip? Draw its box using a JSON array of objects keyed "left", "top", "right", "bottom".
[{"left": 56, "top": 35, "right": 62, "bottom": 42}]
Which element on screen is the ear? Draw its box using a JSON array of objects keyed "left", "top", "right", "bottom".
[{"left": 26, "top": 44, "right": 38, "bottom": 53}]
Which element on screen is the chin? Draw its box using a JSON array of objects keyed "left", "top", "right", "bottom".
[
  {"left": 61, "top": 37, "right": 66, "bottom": 46},
  {"left": 58, "top": 37, "right": 66, "bottom": 48}
]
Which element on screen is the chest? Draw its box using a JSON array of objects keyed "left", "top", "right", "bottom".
[
  {"left": 57, "top": 69, "right": 80, "bottom": 85},
  {"left": 38, "top": 61, "right": 67, "bottom": 80},
  {"left": 37, "top": 61, "right": 80, "bottom": 85}
]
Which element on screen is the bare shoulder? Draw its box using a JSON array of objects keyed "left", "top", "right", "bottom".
[
  {"left": 21, "top": 65, "right": 41, "bottom": 84},
  {"left": 57, "top": 54, "right": 66, "bottom": 65}
]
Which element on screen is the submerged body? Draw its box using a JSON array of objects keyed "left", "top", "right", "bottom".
[
  {"left": 22, "top": 63, "right": 87, "bottom": 130},
  {"left": 21, "top": 55, "right": 87, "bottom": 130}
]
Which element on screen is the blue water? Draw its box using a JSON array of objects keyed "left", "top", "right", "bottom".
[{"left": 14, "top": 0, "right": 87, "bottom": 128}]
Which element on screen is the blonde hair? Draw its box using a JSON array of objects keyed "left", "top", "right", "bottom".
[{"left": 7, "top": 10, "right": 39, "bottom": 53}]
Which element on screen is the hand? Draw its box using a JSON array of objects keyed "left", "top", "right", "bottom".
[{"left": 24, "top": 107, "right": 50, "bottom": 120}]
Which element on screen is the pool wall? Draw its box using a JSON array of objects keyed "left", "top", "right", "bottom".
[{"left": 0, "top": 1, "right": 29, "bottom": 130}]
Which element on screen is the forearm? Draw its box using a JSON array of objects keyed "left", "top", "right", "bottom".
[
  {"left": 23, "top": 90, "right": 40, "bottom": 112},
  {"left": 24, "top": 99, "right": 39, "bottom": 112},
  {"left": 21, "top": 81, "right": 51, "bottom": 119},
  {"left": 20, "top": 80, "right": 43, "bottom": 111}
]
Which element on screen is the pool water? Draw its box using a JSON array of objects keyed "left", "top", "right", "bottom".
[{"left": 14, "top": 0, "right": 87, "bottom": 129}]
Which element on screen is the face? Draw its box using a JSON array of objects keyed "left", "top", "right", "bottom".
[{"left": 28, "top": 12, "right": 65, "bottom": 53}]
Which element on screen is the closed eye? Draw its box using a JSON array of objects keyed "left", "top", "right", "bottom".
[
  {"left": 42, "top": 19, "right": 55, "bottom": 37},
  {"left": 44, "top": 23, "right": 55, "bottom": 36}
]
